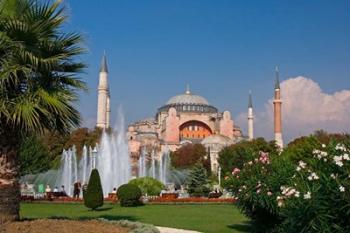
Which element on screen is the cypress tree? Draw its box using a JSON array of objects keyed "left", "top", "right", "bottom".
[{"left": 84, "top": 169, "right": 103, "bottom": 210}]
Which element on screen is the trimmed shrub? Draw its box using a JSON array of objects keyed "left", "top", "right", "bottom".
[
  {"left": 84, "top": 169, "right": 103, "bottom": 210},
  {"left": 117, "top": 183, "right": 142, "bottom": 207},
  {"left": 129, "top": 177, "right": 165, "bottom": 196}
]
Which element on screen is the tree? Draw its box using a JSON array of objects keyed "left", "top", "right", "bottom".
[
  {"left": 0, "top": 0, "right": 86, "bottom": 223},
  {"left": 218, "top": 138, "right": 276, "bottom": 175},
  {"left": 84, "top": 169, "right": 103, "bottom": 210},
  {"left": 170, "top": 143, "right": 209, "bottom": 171},
  {"left": 18, "top": 136, "right": 50, "bottom": 176},
  {"left": 187, "top": 164, "right": 210, "bottom": 197}
]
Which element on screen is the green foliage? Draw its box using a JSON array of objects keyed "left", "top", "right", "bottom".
[
  {"left": 117, "top": 184, "right": 142, "bottom": 207},
  {"left": 84, "top": 169, "right": 104, "bottom": 210},
  {"left": 187, "top": 164, "right": 210, "bottom": 197},
  {"left": 0, "top": 0, "right": 87, "bottom": 136},
  {"left": 129, "top": 177, "right": 165, "bottom": 196},
  {"left": 18, "top": 135, "right": 50, "bottom": 176},
  {"left": 218, "top": 138, "right": 277, "bottom": 176},
  {"left": 170, "top": 143, "right": 210, "bottom": 172},
  {"left": 224, "top": 134, "right": 350, "bottom": 233}
]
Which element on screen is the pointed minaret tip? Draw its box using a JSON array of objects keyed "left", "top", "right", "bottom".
[
  {"left": 248, "top": 90, "right": 253, "bottom": 108},
  {"left": 275, "top": 66, "right": 280, "bottom": 89},
  {"left": 185, "top": 84, "right": 191, "bottom": 95},
  {"left": 100, "top": 52, "right": 108, "bottom": 73}
]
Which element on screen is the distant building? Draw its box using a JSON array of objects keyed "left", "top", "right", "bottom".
[
  {"left": 95, "top": 55, "right": 283, "bottom": 173},
  {"left": 127, "top": 85, "right": 243, "bottom": 174}
]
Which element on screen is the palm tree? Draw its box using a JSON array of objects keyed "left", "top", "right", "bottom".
[{"left": 0, "top": 0, "right": 86, "bottom": 223}]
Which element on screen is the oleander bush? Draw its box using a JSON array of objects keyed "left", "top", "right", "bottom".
[
  {"left": 129, "top": 177, "right": 165, "bottom": 196},
  {"left": 117, "top": 183, "right": 142, "bottom": 207},
  {"left": 223, "top": 135, "right": 350, "bottom": 233}
]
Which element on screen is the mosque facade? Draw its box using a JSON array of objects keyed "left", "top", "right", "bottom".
[{"left": 96, "top": 54, "right": 283, "bottom": 174}]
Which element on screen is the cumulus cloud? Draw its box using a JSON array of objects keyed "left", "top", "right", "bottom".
[{"left": 236, "top": 76, "right": 350, "bottom": 143}]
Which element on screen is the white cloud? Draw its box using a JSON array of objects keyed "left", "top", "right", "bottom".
[{"left": 236, "top": 76, "right": 350, "bottom": 143}]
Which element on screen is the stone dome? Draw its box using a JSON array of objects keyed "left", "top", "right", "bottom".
[{"left": 166, "top": 93, "right": 209, "bottom": 105}]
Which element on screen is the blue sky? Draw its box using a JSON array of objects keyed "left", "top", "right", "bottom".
[{"left": 64, "top": 0, "right": 350, "bottom": 138}]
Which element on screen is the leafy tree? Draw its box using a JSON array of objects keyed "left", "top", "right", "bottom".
[
  {"left": 84, "top": 169, "right": 103, "bottom": 210},
  {"left": 218, "top": 138, "right": 276, "bottom": 175},
  {"left": 117, "top": 183, "right": 142, "bottom": 207},
  {"left": 170, "top": 143, "right": 209, "bottom": 171},
  {"left": 18, "top": 136, "right": 50, "bottom": 176},
  {"left": 187, "top": 164, "right": 210, "bottom": 197},
  {"left": 0, "top": 0, "right": 86, "bottom": 223},
  {"left": 129, "top": 177, "right": 165, "bottom": 196}
]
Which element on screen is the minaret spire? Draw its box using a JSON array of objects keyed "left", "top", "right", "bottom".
[
  {"left": 100, "top": 51, "right": 108, "bottom": 73},
  {"left": 96, "top": 52, "right": 110, "bottom": 129},
  {"left": 247, "top": 90, "right": 254, "bottom": 141},
  {"left": 273, "top": 66, "right": 283, "bottom": 148},
  {"left": 275, "top": 66, "right": 280, "bottom": 89}
]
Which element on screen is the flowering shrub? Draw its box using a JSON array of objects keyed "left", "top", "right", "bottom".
[
  {"left": 224, "top": 149, "right": 294, "bottom": 233},
  {"left": 277, "top": 141, "right": 350, "bottom": 233},
  {"left": 224, "top": 136, "right": 350, "bottom": 233}
]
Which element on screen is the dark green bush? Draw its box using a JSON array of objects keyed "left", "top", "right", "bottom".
[
  {"left": 129, "top": 177, "right": 164, "bottom": 196},
  {"left": 84, "top": 169, "right": 104, "bottom": 210},
  {"left": 117, "top": 183, "right": 142, "bottom": 207}
]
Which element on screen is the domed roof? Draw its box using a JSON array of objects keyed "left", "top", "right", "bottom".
[{"left": 166, "top": 86, "right": 209, "bottom": 105}]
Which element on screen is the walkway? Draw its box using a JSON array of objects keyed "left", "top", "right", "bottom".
[{"left": 157, "top": 226, "right": 201, "bottom": 233}]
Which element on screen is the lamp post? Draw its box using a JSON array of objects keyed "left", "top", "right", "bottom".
[
  {"left": 91, "top": 147, "right": 98, "bottom": 169},
  {"left": 218, "top": 166, "right": 222, "bottom": 188}
]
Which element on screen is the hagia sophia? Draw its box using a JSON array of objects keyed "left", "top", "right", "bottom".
[{"left": 96, "top": 54, "right": 283, "bottom": 174}]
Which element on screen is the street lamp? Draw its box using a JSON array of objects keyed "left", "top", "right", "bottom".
[{"left": 91, "top": 147, "right": 98, "bottom": 169}]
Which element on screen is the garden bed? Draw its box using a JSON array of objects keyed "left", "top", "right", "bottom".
[
  {"left": 149, "top": 197, "right": 236, "bottom": 203},
  {"left": 0, "top": 219, "right": 129, "bottom": 233}
]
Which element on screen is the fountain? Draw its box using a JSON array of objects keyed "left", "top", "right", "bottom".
[
  {"left": 56, "top": 147, "right": 78, "bottom": 196},
  {"left": 21, "top": 108, "right": 175, "bottom": 198},
  {"left": 54, "top": 108, "right": 132, "bottom": 197},
  {"left": 137, "top": 146, "right": 171, "bottom": 184}
]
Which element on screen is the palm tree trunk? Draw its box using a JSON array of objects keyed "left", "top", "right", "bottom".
[{"left": 0, "top": 130, "right": 20, "bottom": 224}]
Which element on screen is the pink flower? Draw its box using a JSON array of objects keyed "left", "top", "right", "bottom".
[
  {"left": 259, "top": 151, "right": 270, "bottom": 164},
  {"left": 232, "top": 168, "right": 241, "bottom": 175},
  {"left": 267, "top": 191, "right": 273, "bottom": 196}
]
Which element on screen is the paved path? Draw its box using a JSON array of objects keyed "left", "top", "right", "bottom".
[{"left": 156, "top": 226, "right": 201, "bottom": 233}]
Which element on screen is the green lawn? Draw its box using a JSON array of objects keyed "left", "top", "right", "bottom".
[{"left": 21, "top": 203, "right": 251, "bottom": 233}]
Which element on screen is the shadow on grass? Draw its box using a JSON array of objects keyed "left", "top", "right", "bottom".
[
  {"left": 94, "top": 206, "right": 114, "bottom": 211},
  {"left": 227, "top": 221, "right": 252, "bottom": 233},
  {"left": 78, "top": 215, "right": 138, "bottom": 222}
]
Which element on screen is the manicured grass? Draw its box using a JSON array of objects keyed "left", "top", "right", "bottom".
[{"left": 21, "top": 203, "right": 251, "bottom": 233}]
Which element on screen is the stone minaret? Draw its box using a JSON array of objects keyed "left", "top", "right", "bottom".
[
  {"left": 273, "top": 66, "right": 283, "bottom": 148},
  {"left": 96, "top": 53, "right": 110, "bottom": 129},
  {"left": 247, "top": 90, "right": 254, "bottom": 141}
]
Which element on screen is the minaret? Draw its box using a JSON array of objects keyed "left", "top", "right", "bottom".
[
  {"left": 273, "top": 66, "right": 283, "bottom": 148},
  {"left": 247, "top": 90, "right": 254, "bottom": 141},
  {"left": 96, "top": 53, "right": 110, "bottom": 129}
]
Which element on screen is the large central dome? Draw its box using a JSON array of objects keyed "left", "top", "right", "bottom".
[
  {"left": 166, "top": 86, "right": 209, "bottom": 105},
  {"left": 157, "top": 86, "right": 217, "bottom": 114},
  {"left": 166, "top": 93, "right": 209, "bottom": 105}
]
